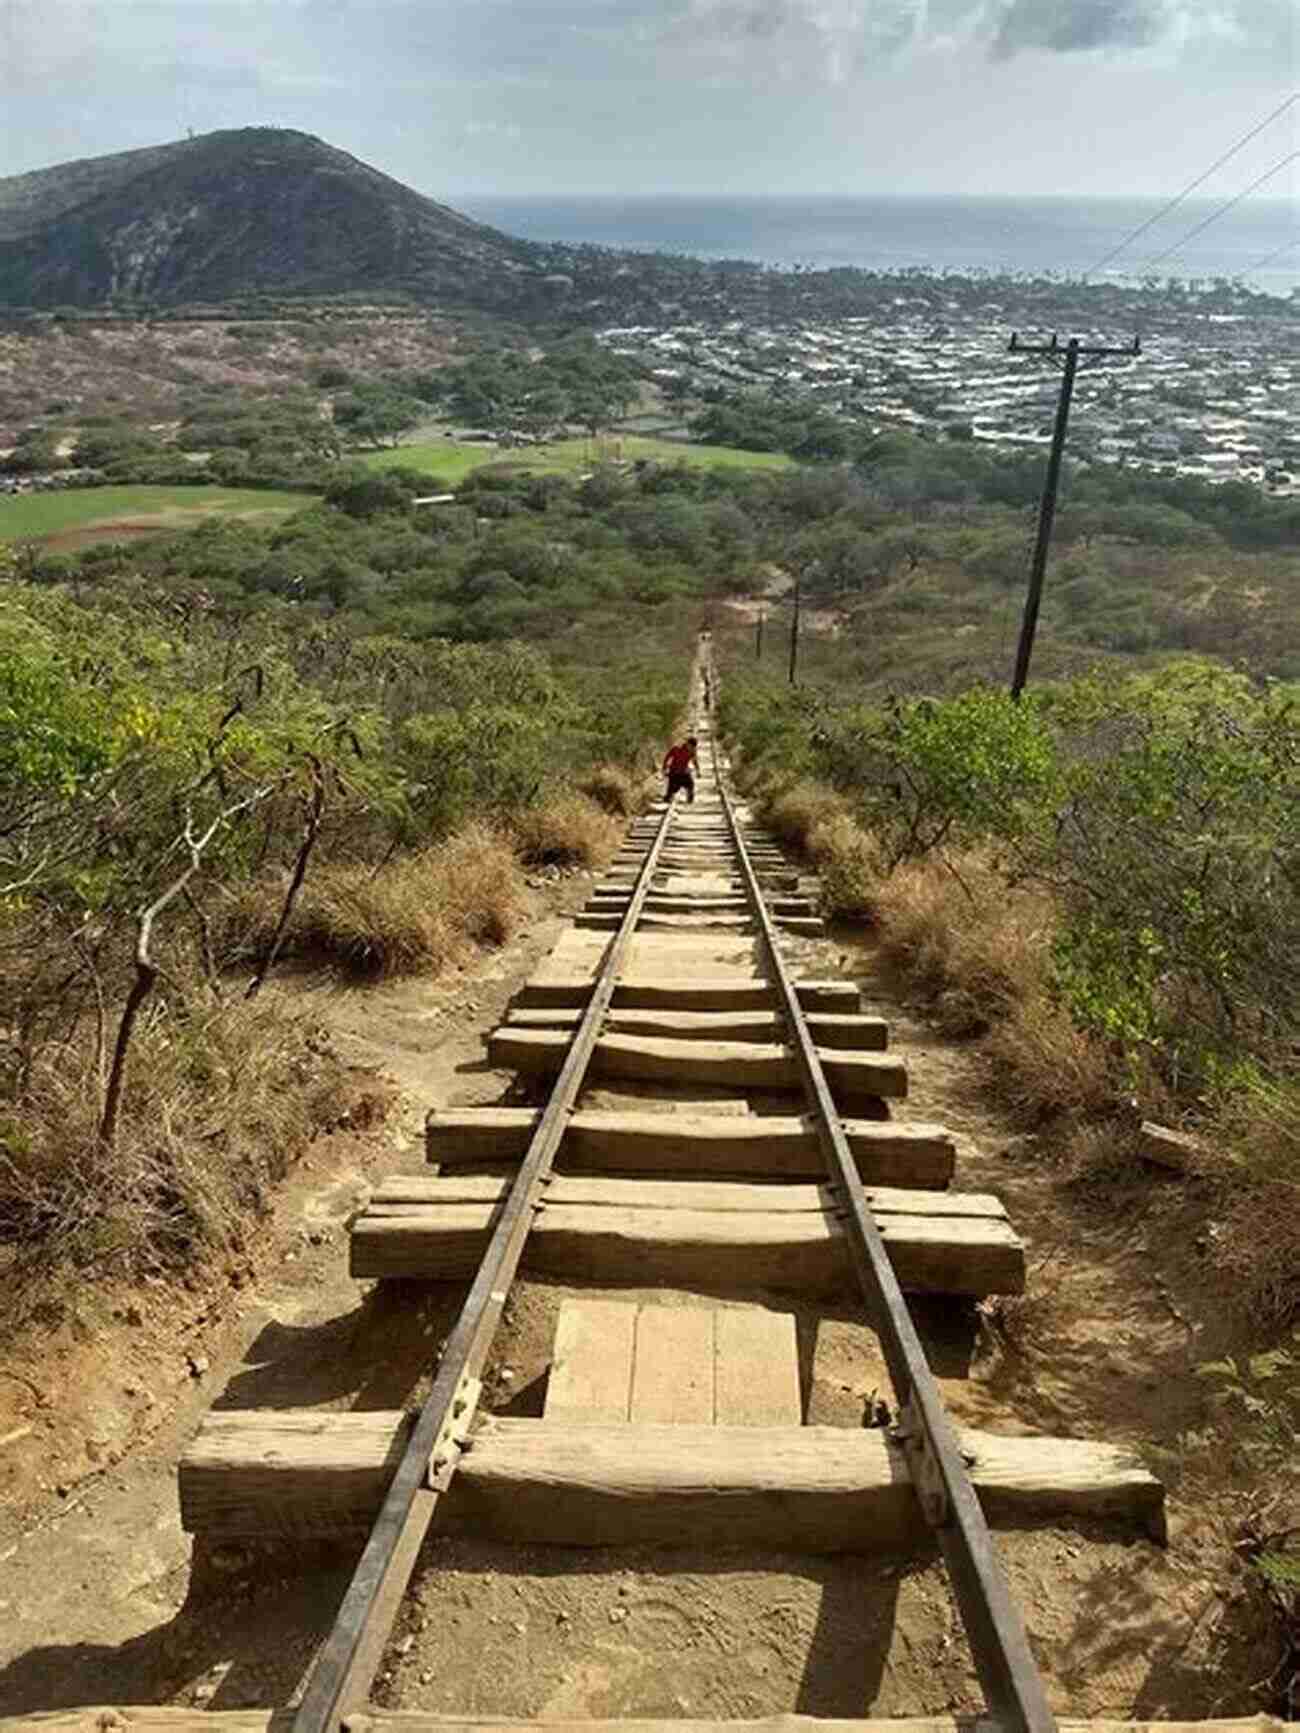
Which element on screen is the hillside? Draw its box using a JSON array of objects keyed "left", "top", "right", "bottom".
[{"left": 0, "top": 128, "right": 545, "bottom": 311}]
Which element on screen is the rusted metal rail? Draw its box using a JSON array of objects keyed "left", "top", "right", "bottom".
[
  {"left": 706, "top": 644, "right": 1056, "bottom": 1733},
  {"left": 290, "top": 789, "right": 680, "bottom": 1733}
]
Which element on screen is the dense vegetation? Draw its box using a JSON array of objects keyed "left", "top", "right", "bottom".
[
  {"left": 0, "top": 532, "right": 693, "bottom": 1323},
  {"left": 718, "top": 634, "right": 1299, "bottom": 1703},
  {"left": 12, "top": 458, "right": 765, "bottom": 644}
]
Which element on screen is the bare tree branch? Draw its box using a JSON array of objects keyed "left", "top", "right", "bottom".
[
  {"left": 246, "top": 756, "right": 326, "bottom": 1001},
  {"left": 99, "top": 787, "right": 273, "bottom": 1150}
]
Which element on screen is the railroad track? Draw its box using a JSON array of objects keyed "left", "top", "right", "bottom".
[{"left": 20, "top": 641, "right": 1280, "bottom": 1733}]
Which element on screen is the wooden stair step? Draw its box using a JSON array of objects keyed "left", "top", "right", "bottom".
[
  {"left": 425, "top": 1107, "right": 956, "bottom": 1186},
  {"left": 515, "top": 977, "right": 858, "bottom": 1013},
  {"left": 503, "top": 1007, "right": 887, "bottom": 1049},
  {"left": 349, "top": 1186, "right": 1021, "bottom": 1297},
  {"left": 177, "top": 1413, "right": 1164, "bottom": 1544},
  {"left": 590, "top": 894, "right": 813, "bottom": 916},
  {"left": 369, "top": 1173, "right": 999, "bottom": 1217},
  {"left": 575, "top": 913, "right": 759, "bottom": 932},
  {"left": 13, "top": 1714, "right": 1277, "bottom": 1733},
  {"left": 488, "top": 1028, "right": 907, "bottom": 1099}
]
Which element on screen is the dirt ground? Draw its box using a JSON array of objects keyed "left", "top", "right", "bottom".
[{"left": 0, "top": 877, "right": 1286, "bottom": 1720}]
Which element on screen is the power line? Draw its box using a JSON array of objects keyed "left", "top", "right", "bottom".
[
  {"left": 1249, "top": 234, "right": 1300, "bottom": 273},
  {"left": 1087, "top": 90, "right": 1298, "bottom": 276},
  {"left": 1141, "top": 148, "right": 1299, "bottom": 273}
]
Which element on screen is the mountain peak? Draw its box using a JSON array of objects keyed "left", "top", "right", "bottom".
[{"left": 0, "top": 129, "right": 538, "bottom": 310}]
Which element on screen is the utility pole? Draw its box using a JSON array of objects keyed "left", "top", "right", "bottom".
[
  {"left": 788, "top": 574, "right": 801, "bottom": 686},
  {"left": 1007, "top": 331, "right": 1141, "bottom": 700}
]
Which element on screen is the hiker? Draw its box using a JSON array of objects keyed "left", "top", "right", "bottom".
[{"left": 663, "top": 736, "right": 699, "bottom": 805}]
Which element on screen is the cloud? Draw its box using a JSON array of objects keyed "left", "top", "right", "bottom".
[
  {"left": 988, "top": 0, "right": 1167, "bottom": 55},
  {"left": 654, "top": 0, "right": 1291, "bottom": 71},
  {"left": 659, "top": 0, "right": 927, "bottom": 81}
]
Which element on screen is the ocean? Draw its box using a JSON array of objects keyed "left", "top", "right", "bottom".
[{"left": 458, "top": 194, "right": 1298, "bottom": 296}]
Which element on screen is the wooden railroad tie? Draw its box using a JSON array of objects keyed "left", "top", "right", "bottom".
[
  {"left": 486, "top": 1028, "right": 908, "bottom": 1100},
  {"left": 424, "top": 1107, "right": 957, "bottom": 1186},
  {"left": 8, "top": 1713, "right": 1284, "bottom": 1733},
  {"left": 179, "top": 1295, "right": 1163, "bottom": 1546},
  {"left": 513, "top": 976, "right": 858, "bottom": 1012},
  {"left": 348, "top": 1172, "right": 1024, "bottom": 1297},
  {"left": 501, "top": 1006, "right": 889, "bottom": 1048}
]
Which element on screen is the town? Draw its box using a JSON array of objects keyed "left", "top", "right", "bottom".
[{"left": 599, "top": 280, "right": 1300, "bottom": 491}]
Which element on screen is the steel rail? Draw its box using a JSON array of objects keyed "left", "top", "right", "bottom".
[
  {"left": 291, "top": 790, "right": 680, "bottom": 1733},
  {"left": 706, "top": 652, "right": 1056, "bottom": 1733}
]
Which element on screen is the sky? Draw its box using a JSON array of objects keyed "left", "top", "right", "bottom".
[{"left": 1, "top": 0, "right": 1296, "bottom": 202}]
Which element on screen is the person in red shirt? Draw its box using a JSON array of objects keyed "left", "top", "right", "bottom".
[{"left": 662, "top": 736, "right": 699, "bottom": 804}]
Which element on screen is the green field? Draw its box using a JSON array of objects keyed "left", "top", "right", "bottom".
[
  {"left": 362, "top": 433, "right": 794, "bottom": 483},
  {"left": 0, "top": 486, "right": 312, "bottom": 545}
]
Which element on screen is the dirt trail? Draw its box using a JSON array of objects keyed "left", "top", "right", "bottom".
[{"left": 0, "top": 883, "right": 1274, "bottom": 1719}]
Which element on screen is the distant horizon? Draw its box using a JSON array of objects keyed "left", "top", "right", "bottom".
[
  {"left": 450, "top": 190, "right": 1295, "bottom": 207},
  {"left": 454, "top": 189, "right": 1299, "bottom": 292}
]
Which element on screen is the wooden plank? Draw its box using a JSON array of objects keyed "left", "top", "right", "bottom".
[
  {"left": 0, "top": 1715, "right": 298, "bottom": 1733},
  {"left": 531, "top": 930, "right": 768, "bottom": 986},
  {"left": 591, "top": 893, "right": 812, "bottom": 915},
  {"left": 715, "top": 1308, "right": 801, "bottom": 1425},
  {"left": 544, "top": 1300, "right": 635, "bottom": 1423},
  {"left": 7, "top": 1714, "right": 1282, "bottom": 1733},
  {"left": 504, "top": 1008, "right": 887, "bottom": 1049},
  {"left": 630, "top": 1306, "right": 714, "bottom": 1423},
  {"left": 371, "top": 1174, "right": 1004, "bottom": 1220},
  {"left": 178, "top": 1415, "right": 1164, "bottom": 1544},
  {"left": 1138, "top": 1120, "right": 1204, "bottom": 1172},
  {"left": 425, "top": 1108, "right": 956, "bottom": 1187},
  {"left": 488, "top": 1029, "right": 907, "bottom": 1100},
  {"left": 575, "top": 913, "right": 758, "bottom": 932},
  {"left": 515, "top": 978, "right": 858, "bottom": 1012},
  {"left": 346, "top": 1720, "right": 1284, "bottom": 1733},
  {"left": 349, "top": 1200, "right": 1024, "bottom": 1297}
]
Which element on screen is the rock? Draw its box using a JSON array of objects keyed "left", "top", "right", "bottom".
[
  {"left": 609, "top": 1606, "right": 628, "bottom": 1624},
  {"left": 394, "top": 1634, "right": 414, "bottom": 1656},
  {"left": 187, "top": 1354, "right": 209, "bottom": 1379},
  {"left": 124, "top": 1305, "right": 144, "bottom": 1327},
  {"left": 1138, "top": 1120, "right": 1204, "bottom": 1173}
]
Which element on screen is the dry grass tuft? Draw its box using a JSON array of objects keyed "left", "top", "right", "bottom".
[
  {"left": 806, "top": 813, "right": 885, "bottom": 922},
  {"left": 757, "top": 783, "right": 883, "bottom": 921},
  {"left": 759, "top": 781, "right": 1121, "bottom": 1119},
  {"left": 984, "top": 996, "right": 1119, "bottom": 1121},
  {"left": 0, "top": 998, "right": 351, "bottom": 1328},
  {"left": 577, "top": 763, "right": 653, "bottom": 818},
  {"left": 1207, "top": 1081, "right": 1300, "bottom": 1328},
  {"left": 764, "top": 780, "right": 846, "bottom": 855},
  {"left": 512, "top": 791, "right": 622, "bottom": 870},
  {"left": 230, "top": 821, "right": 526, "bottom": 979},
  {"left": 871, "top": 855, "right": 1047, "bottom": 1033}
]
